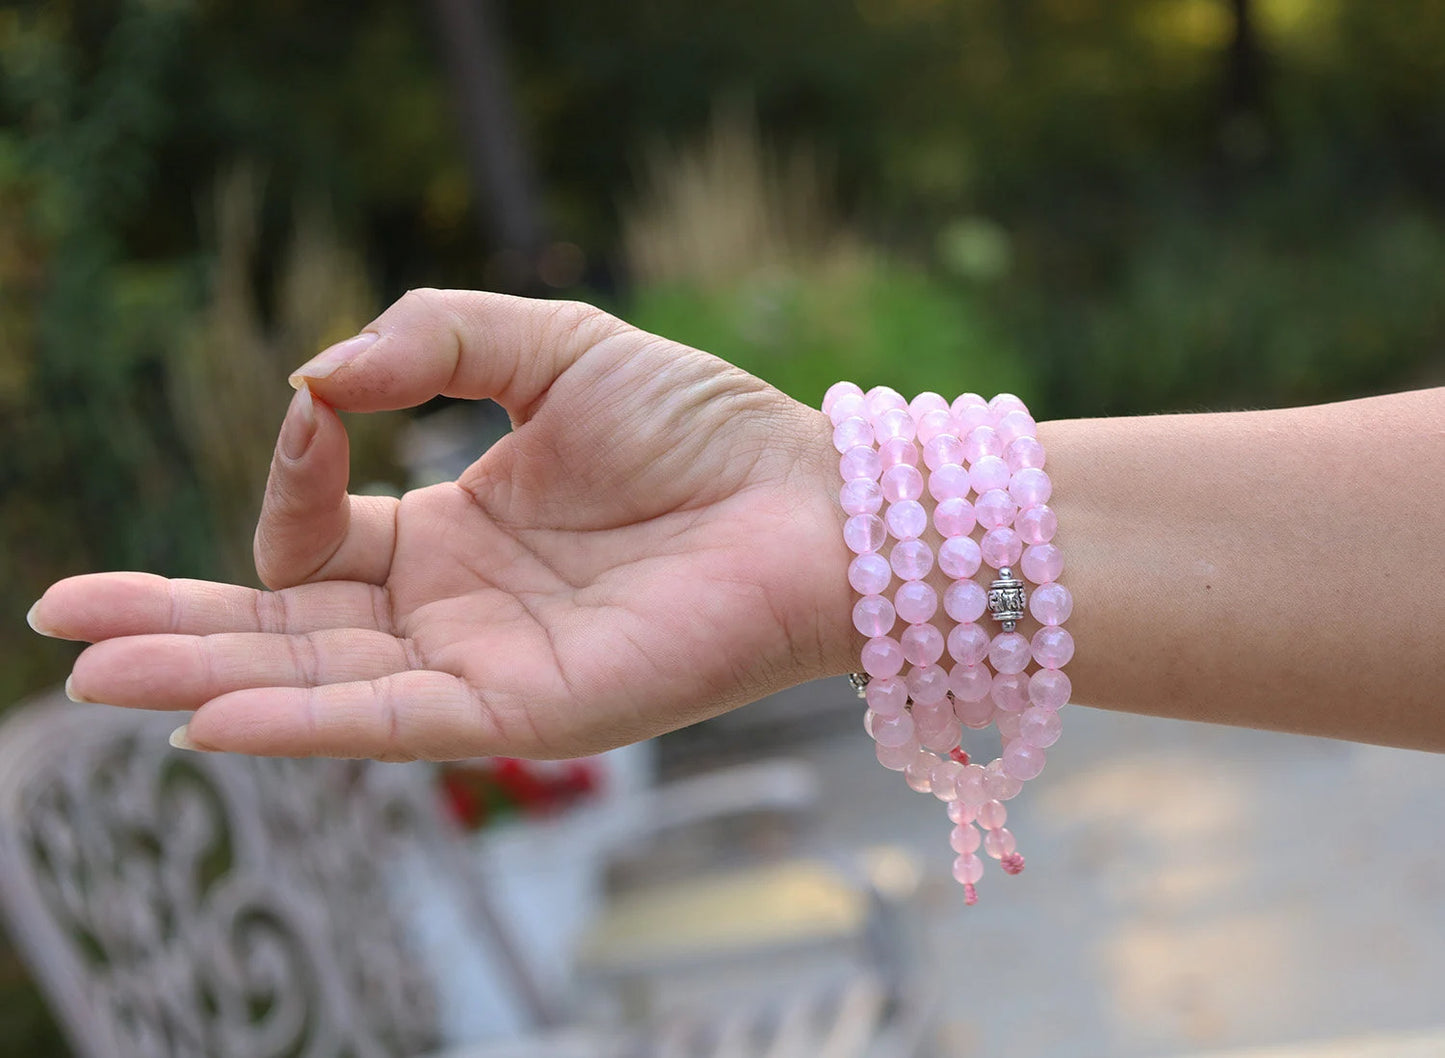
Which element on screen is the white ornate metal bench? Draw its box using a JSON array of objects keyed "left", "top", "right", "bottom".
[{"left": 0, "top": 695, "right": 934, "bottom": 1058}]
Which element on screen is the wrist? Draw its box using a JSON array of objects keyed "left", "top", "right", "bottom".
[{"left": 773, "top": 399, "right": 864, "bottom": 682}]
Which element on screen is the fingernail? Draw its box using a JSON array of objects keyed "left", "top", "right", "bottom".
[
  {"left": 168, "top": 725, "right": 205, "bottom": 752},
  {"left": 64, "top": 674, "right": 90, "bottom": 703},
  {"left": 279, "top": 382, "right": 318, "bottom": 461},
  {"left": 288, "top": 331, "right": 379, "bottom": 388},
  {"left": 26, "top": 600, "right": 56, "bottom": 637}
]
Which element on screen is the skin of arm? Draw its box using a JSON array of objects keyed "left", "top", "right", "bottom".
[
  {"left": 803, "top": 385, "right": 1445, "bottom": 753},
  {"left": 27, "top": 292, "right": 1445, "bottom": 759}
]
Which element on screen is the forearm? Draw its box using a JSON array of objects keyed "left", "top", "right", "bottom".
[{"left": 808, "top": 386, "right": 1445, "bottom": 752}]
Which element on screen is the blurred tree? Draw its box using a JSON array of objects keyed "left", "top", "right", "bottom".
[{"left": 427, "top": 0, "right": 547, "bottom": 289}]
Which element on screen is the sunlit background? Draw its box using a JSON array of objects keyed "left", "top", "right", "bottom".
[{"left": 2, "top": 1, "right": 1443, "bottom": 1056}]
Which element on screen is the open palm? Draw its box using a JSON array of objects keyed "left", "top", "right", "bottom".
[{"left": 31, "top": 292, "right": 853, "bottom": 759}]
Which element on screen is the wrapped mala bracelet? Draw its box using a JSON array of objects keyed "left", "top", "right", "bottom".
[{"left": 825, "top": 382, "right": 1073, "bottom": 904}]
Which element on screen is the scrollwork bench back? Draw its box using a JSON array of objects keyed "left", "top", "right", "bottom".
[{"left": 0, "top": 697, "right": 549, "bottom": 1058}]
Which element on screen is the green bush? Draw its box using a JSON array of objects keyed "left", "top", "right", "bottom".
[
  {"left": 1003, "top": 200, "right": 1445, "bottom": 418},
  {"left": 624, "top": 255, "right": 1034, "bottom": 408}
]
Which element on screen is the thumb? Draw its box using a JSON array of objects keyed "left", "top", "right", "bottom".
[
  {"left": 287, "top": 289, "right": 629, "bottom": 422},
  {"left": 254, "top": 383, "right": 398, "bottom": 589}
]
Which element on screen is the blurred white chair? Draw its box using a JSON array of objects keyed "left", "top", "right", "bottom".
[{"left": 0, "top": 694, "right": 934, "bottom": 1058}]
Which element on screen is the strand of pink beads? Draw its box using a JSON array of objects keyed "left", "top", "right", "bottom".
[
  {"left": 828, "top": 384, "right": 916, "bottom": 772},
  {"left": 825, "top": 381, "right": 1072, "bottom": 905}
]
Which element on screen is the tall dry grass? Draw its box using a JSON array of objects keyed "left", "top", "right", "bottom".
[
  {"left": 168, "top": 164, "right": 394, "bottom": 583},
  {"left": 620, "top": 103, "right": 854, "bottom": 290}
]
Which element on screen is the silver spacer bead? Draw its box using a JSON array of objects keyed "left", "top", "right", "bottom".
[
  {"left": 847, "top": 672, "right": 870, "bottom": 699},
  {"left": 987, "top": 567, "right": 1028, "bottom": 632}
]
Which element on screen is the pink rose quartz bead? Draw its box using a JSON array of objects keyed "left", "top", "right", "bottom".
[
  {"left": 881, "top": 464, "right": 925, "bottom": 502},
  {"left": 924, "top": 719, "right": 959, "bottom": 751},
  {"left": 930, "top": 760, "right": 964, "bottom": 801},
  {"left": 901, "top": 622, "right": 945, "bottom": 666},
  {"left": 904, "top": 751, "right": 938, "bottom": 793},
  {"left": 840, "top": 445, "right": 882, "bottom": 482},
  {"left": 865, "top": 674, "right": 908, "bottom": 715},
  {"left": 968, "top": 455, "right": 1011, "bottom": 494},
  {"left": 980, "top": 527, "right": 1024, "bottom": 569},
  {"left": 988, "top": 632, "right": 1032, "bottom": 675},
  {"left": 853, "top": 595, "right": 896, "bottom": 637},
  {"left": 995, "top": 710, "right": 1022, "bottom": 741},
  {"left": 827, "top": 393, "right": 866, "bottom": 427},
  {"left": 862, "top": 709, "right": 876, "bottom": 738},
  {"left": 989, "top": 392, "right": 1028, "bottom": 418},
  {"left": 921, "top": 722, "right": 962, "bottom": 755},
  {"left": 911, "top": 698, "right": 951, "bottom": 730},
  {"left": 1032, "top": 626, "right": 1075, "bottom": 669},
  {"left": 832, "top": 416, "right": 873, "bottom": 453},
  {"left": 950, "top": 824, "right": 981, "bottom": 854},
  {"left": 953, "top": 395, "right": 992, "bottom": 433},
  {"left": 840, "top": 478, "right": 884, "bottom": 515},
  {"left": 984, "top": 827, "right": 1018, "bottom": 859},
  {"left": 928, "top": 463, "right": 972, "bottom": 501},
  {"left": 995, "top": 409, "right": 1037, "bottom": 446},
  {"left": 955, "top": 764, "right": 989, "bottom": 805},
  {"left": 909, "top": 391, "right": 950, "bottom": 419},
  {"left": 1029, "top": 582, "right": 1073, "bottom": 625},
  {"left": 906, "top": 664, "right": 950, "bottom": 705},
  {"left": 876, "top": 739, "right": 918, "bottom": 771},
  {"left": 861, "top": 637, "right": 905, "bottom": 680},
  {"left": 874, "top": 407, "right": 916, "bottom": 444},
  {"left": 1020, "top": 706, "right": 1063, "bottom": 748},
  {"left": 974, "top": 489, "right": 1018, "bottom": 530},
  {"left": 963, "top": 425, "right": 1003, "bottom": 462},
  {"left": 822, "top": 381, "right": 862, "bottom": 416},
  {"left": 1016, "top": 504, "right": 1058, "bottom": 545},
  {"left": 895, "top": 581, "right": 938, "bottom": 624},
  {"left": 984, "top": 761, "right": 1024, "bottom": 801},
  {"left": 848, "top": 552, "right": 891, "bottom": 595},
  {"left": 1002, "top": 742, "right": 1046, "bottom": 781},
  {"left": 948, "top": 800, "right": 978, "bottom": 825},
  {"left": 1009, "top": 466, "right": 1052, "bottom": 508},
  {"left": 871, "top": 712, "right": 915, "bottom": 748},
  {"left": 843, "top": 514, "right": 887, "bottom": 555},
  {"left": 915, "top": 408, "right": 954, "bottom": 445},
  {"left": 922, "top": 433, "right": 966, "bottom": 470},
  {"left": 952, "top": 853, "right": 985, "bottom": 885},
  {"left": 1028, "top": 669, "right": 1072, "bottom": 709},
  {"left": 977, "top": 799, "right": 1007, "bottom": 829},
  {"left": 890, "top": 539, "right": 933, "bottom": 580},
  {"left": 1005, "top": 435, "right": 1046, "bottom": 472},
  {"left": 934, "top": 498, "right": 976, "bottom": 537},
  {"left": 877, "top": 437, "right": 919, "bottom": 468},
  {"left": 991, "top": 672, "right": 1031, "bottom": 712},
  {"left": 953, "top": 692, "right": 994, "bottom": 729},
  {"left": 1021, "top": 543, "right": 1064, "bottom": 585},
  {"left": 865, "top": 387, "right": 907, "bottom": 418},
  {"left": 943, "top": 578, "right": 987, "bottom": 622},
  {"left": 885, "top": 500, "right": 927, "bottom": 541},
  {"left": 949, "top": 663, "right": 993, "bottom": 703},
  {"left": 947, "top": 622, "right": 990, "bottom": 667},
  {"left": 938, "top": 536, "right": 982, "bottom": 579}
]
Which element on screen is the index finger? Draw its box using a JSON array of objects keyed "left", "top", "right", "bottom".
[
  {"left": 27, "top": 572, "right": 394, "bottom": 642},
  {"left": 289, "top": 290, "right": 631, "bottom": 423}
]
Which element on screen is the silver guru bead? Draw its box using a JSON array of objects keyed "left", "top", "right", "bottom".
[{"left": 988, "top": 566, "right": 1028, "bottom": 632}]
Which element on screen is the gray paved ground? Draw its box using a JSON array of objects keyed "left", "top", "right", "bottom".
[{"left": 782, "top": 678, "right": 1445, "bottom": 1058}]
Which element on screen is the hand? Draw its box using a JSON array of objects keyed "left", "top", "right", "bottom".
[{"left": 28, "top": 291, "right": 854, "bottom": 759}]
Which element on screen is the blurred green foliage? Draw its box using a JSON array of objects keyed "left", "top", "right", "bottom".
[
  {"left": 627, "top": 260, "right": 1031, "bottom": 407},
  {"left": 0, "top": 0, "right": 1438, "bottom": 721},
  {"left": 0, "top": 0, "right": 1436, "bottom": 706}
]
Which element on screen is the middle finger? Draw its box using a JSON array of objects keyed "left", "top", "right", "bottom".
[{"left": 67, "top": 629, "right": 417, "bottom": 710}]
